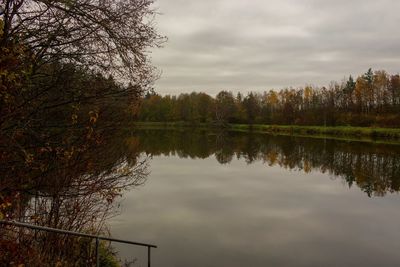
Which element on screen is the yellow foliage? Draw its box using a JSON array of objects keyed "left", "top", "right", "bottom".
[
  {"left": 89, "top": 110, "right": 99, "bottom": 124},
  {"left": 0, "top": 19, "right": 3, "bottom": 37},
  {"left": 304, "top": 160, "right": 312, "bottom": 173},
  {"left": 266, "top": 90, "right": 279, "bottom": 106},
  {"left": 71, "top": 114, "right": 78, "bottom": 124},
  {"left": 304, "top": 86, "right": 313, "bottom": 102},
  {"left": 265, "top": 150, "right": 278, "bottom": 166},
  {"left": 25, "top": 153, "right": 34, "bottom": 164}
]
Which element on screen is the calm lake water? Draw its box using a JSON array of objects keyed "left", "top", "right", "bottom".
[{"left": 110, "top": 129, "right": 400, "bottom": 267}]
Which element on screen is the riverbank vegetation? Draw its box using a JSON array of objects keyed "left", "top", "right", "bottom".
[
  {"left": 135, "top": 122, "right": 400, "bottom": 141},
  {"left": 139, "top": 69, "right": 400, "bottom": 129}
]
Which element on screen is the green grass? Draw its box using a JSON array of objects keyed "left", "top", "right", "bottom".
[
  {"left": 134, "top": 122, "right": 400, "bottom": 142},
  {"left": 228, "top": 124, "right": 400, "bottom": 139},
  {"left": 134, "top": 121, "right": 211, "bottom": 129}
]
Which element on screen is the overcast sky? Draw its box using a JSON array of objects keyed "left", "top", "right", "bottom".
[{"left": 150, "top": 0, "right": 400, "bottom": 95}]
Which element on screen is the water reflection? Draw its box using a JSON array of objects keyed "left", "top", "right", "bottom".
[
  {"left": 0, "top": 129, "right": 149, "bottom": 266},
  {"left": 131, "top": 129, "right": 400, "bottom": 197},
  {"left": 112, "top": 129, "right": 400, "bottom": 267},
  {"left": 3, "top": 127, "right": 400, "bottom": 265}
]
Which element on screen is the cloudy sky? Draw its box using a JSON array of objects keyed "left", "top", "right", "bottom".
[{"left": 150, "top": 0, "right": 400, "bottom": 95}]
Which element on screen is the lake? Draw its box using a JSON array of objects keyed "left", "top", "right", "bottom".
[{"left": 110, "top": 129, "right": 400, "bottom": 267}]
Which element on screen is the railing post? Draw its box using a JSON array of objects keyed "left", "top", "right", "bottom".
[
  {"left": 96, "top": 237, "right": 100, "bottom": 267},
  {"left": 148, "top": 246, "right": 151, "bottom": 267}
]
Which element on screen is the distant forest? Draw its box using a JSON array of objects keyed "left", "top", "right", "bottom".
[{"left": 139, "top": 69, "right": 400, "bottom": 127}]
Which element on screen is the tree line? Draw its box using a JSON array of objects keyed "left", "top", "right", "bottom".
[{"left": 139, "top": 69, "right": 400, "bottom": 127}]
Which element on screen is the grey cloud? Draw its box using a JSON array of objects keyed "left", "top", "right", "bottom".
[{"left": 150, "top": 0, "right": 400, "bottom": 95}]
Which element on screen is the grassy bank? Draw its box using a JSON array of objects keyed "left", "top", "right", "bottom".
[{"left": 134, "top": 122, "right": 400, "bottom": 141}]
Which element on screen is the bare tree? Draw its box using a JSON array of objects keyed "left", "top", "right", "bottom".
[{"left": 1, "top": 0, "right": 164, "bottom": 84}]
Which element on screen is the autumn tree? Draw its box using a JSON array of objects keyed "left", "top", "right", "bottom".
[
  {"left": 1, "top": 0, "right": 163, "bottom": 80},
  {"left": 1, "top": 0, "right": 164, "bottom": 182},
  {"left": 242, "top": 92, "right": 261, "bottom": 124},
  {"left": 389, "top": 74, "right": 400, "bottom": 109},
  {"left": 343, "top": 76, "right": 356, "bottom": 111},
  {"left": 1, "top": 1, "right": 163, "bottom": 264},
  {"left": 215, "top": 91, "right": 237, "bottom": 124},
  {"left": 373, "top": 70, "right": 389, "bottom": 112},
  {"left": 1, "top": 0, "right": 164, "bottom": 152},
  {"left": 194, "top": 92, "right": 214, "bottom": 123}
]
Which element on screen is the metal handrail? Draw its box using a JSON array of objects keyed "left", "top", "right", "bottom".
[{"left": 0, "top": 220, "right": 157, "bottom": 267}]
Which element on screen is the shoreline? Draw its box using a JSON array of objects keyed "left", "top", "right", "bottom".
[{"left": 134, "top": 122, "right": 400, "bottom": 144}]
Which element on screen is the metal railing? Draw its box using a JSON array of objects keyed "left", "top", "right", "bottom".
[{"left": 0, "top": 220, "right": 157, "bottom": 267}]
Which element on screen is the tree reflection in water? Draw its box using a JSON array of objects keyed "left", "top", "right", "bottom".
[
  {"left": 2, "top": 127, "right": 400, "bottom": 265},
  {"left": 0, "top": 128, "right": 149, "bottom": 266},
  {"left": 132, "top": 129, "right": 400, "bottom": 197}
]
